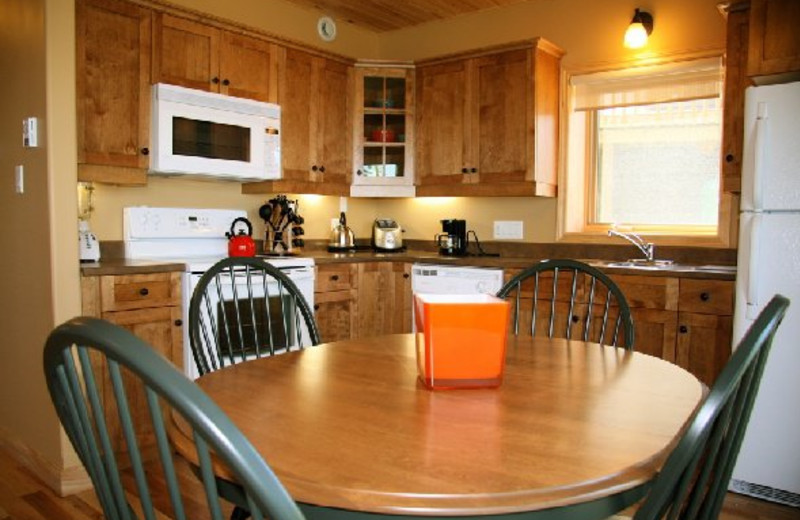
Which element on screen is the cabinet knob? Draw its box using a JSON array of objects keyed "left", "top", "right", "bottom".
[
  {"left": 679, "top": 325, "right": 688, "bottom": 334},
  {"left": 403, "top": 273, "right": 410, "bottom": 279},
  {"left": 319, "top": 166, "right": 326, "bottom": 173},
  {"left": 314, "top": 304, "right": 320, "bottom": 311},
  {"left": 725, "top": 154, "right": 734, "bottom": 163},
  {"left": 211, "top": 77, "right": 220, "bottom": 84},
  {"left": 470, "top": 167, "right": 477, "bottom": 173},
  {"left": 140, "top": 147, "right": 149, "bottom": 156},
  {"left": 700, "top": 292, "right": 710, "bottom": 301},
  {"left": 311, "top": 165, "right": 318, "bottom": 172},
  {"left": 571, "top": 315, "right": 580, "bottom": 323},
  {"left": 139, "top": 288, "right": 149, "bottom": 296},
  {"left": 331, "top": 275, "right": 339, "bottom": 281},
  {"left": 357, "top": 169, "right": 363, "bottom": 176},
  {"left": 222, "top": 78, "right": 230, "bottom": 86},
  {"left": 461, "top": 167, "right": 468, "bottom": 174},
  {"left": 174, "top": 319, "right": 183, "bottom": 327}
]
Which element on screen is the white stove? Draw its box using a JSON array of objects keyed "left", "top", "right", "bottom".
[{"left": 123, "top": 207, "right": 316, "bottom": 379}]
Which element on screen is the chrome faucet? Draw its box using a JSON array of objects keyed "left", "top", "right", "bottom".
[{"left": 608, "top": 229, "right": 655, "bottom": 262}]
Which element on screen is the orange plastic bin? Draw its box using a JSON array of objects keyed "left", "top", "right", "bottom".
[{"left": 414, "top": 293, "right": 511, "bottom": 390}]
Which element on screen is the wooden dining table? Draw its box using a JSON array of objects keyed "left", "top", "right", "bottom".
[{"left": 169, "top": 334, "right": 705, "bottom": 519}]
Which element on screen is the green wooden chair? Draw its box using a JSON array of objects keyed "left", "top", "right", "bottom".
[
  {"left": 632, "top": 294, "right": 790, "bottom": 519},
  {"left": 43, "top": 316, "right": 305, "bottom": 520},
  {"left": 189, "top": 257, "right": 320, "bottom": 377},
  {"left": 497, "top": 259, "right": 635, "bottom": 349}
]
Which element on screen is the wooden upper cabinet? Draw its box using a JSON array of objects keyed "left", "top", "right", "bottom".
[
  {"left": 747, "top": 0, "right": 800, "bottom": 80},
  {"left": 721, "top": 2, "right": 751, "bottom": 193},
  {"left": 415, "top": 39, "right": 563, "bottom": 197},
  {"left": 243, "top": 47, "right": 353, "bottom": 195},
  {"left": 153, "top": 13, "right": 278, "bottom": 103},
  {"left": 76, "top": 0, "right": 151, "bottom": 184}
]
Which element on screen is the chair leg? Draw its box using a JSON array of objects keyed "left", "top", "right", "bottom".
[{"left": 230, "top": 505, "right": 251, "bottom": 520}]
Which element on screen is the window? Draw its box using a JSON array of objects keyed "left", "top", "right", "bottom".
[{"left": 560, "top": 56, "right": 726, "bottom": 242}]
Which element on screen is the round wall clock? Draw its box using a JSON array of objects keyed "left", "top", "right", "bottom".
[{"left": 317, "top": 16, "right": 337, "bottom": 42}]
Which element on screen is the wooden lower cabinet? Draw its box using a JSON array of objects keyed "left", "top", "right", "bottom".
[
  {"left": 614, "top": 275, "right": 734, "bottom": 387},
  {"left": 80, "top": 272, "right": 183, "bottom": 455},
  {"left": 314, "top": 262, "right": 412, "bottom": 343},
  {"left": 503, "top": 268, "right": 733, "bottom": 386}
]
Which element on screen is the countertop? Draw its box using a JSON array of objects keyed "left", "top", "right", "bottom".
[{"left": 80, "top": 247, "right": 737, "bottom": 280}]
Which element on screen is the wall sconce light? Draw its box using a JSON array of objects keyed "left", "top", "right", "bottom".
[{"left": 624, "top": 8, "right": 654, "bottom": 49}]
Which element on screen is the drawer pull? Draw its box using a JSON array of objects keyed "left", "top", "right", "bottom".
[
  {"left": 174, "top": 319, "right": 183, "bottom": 327},
  {"left": 139, "top": 288, "right": 149, "bottom": 296},
  {"left": 700, "top": 292, "right": 710, "bottom": 301},
  {"left": 679, "top": 325, "right": 688, "bottom": 334},
  {"left": 314, "top": 304, "right": 320, "bottom": 311},
  {"left": 571, "top": 315, "right": 580, "bottom": 323},
  {"left": 403, "top": 273, "right": 410, "bottom": 279},
  {"left": 331, "top": 275, "right": 339, "bottom": 281}
]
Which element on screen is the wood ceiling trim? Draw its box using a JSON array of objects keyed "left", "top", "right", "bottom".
[{"left": 284, "top": 0, "right": 533, "bottom": 32}]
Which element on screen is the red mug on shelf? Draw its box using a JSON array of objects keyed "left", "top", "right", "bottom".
[{"left": 371, "top": 129, "right": 395, "bottom": 142}]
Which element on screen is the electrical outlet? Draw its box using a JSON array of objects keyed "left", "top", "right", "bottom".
[
  {"left": 493, "top": 220, "right": 523, "bottom": 239},
  {"left": 331, "top": 218, "right": 339, "bottom": 230}
]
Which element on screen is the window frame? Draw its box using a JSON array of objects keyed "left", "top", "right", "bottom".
[{"left": 556, "top": 52, "right": 738, "bottom": 248}]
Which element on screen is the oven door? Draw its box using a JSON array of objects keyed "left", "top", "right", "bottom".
[{"left": 186, "top": 268, "right": 311, "bottom": 379}]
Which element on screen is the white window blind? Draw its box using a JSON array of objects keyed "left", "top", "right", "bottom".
[{"left": 571, "top": 57, "right": 723, "bottom": 111}]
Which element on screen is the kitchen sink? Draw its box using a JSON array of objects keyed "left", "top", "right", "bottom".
[{"left": 591, "top": 259, "right": 736, "bottom": 274}]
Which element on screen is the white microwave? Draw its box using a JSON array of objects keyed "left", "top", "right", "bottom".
[{"left": 150, "top": 83, "right": 281, "bottom": 182}]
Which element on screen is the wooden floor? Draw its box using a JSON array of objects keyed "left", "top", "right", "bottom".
[{"left": 0, "top": 449, "right": 798, "bottom": 520}]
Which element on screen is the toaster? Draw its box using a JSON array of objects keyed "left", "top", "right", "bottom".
[{"left": 372, "top": 218, "right": 403, "bottom": 251}]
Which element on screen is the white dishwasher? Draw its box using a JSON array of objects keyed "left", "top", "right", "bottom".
[{"left": 411, "top": 264, "right": 505, "bottom": 330}]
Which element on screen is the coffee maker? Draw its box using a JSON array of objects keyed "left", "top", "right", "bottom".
[{"left": 436, "top": 219, "right": 468, "bottom": 256}]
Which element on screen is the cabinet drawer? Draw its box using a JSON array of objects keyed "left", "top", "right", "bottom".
[
  {"left": 316, "top": 264, "right": 354, "bottom": 292},
  {"left": 100, "top": 273, "right": 182, "bottom": 312},
  {"left": 679, "top": 279, "right": 735, "bottom": 316},
  {"left": 608, "top": 275, "right": 679, "bottom": 311}
]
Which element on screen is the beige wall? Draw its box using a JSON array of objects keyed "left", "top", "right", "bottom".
[
  {"left": 164, "top": 0, "right": 380, "bottom": 59},
  {"left": 0, "top": 0, "right": 80, "bottom": 483}
]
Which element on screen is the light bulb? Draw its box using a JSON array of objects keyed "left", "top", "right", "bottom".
[{"left": 624, "top": 22, "right": 649, "bottom": 49}]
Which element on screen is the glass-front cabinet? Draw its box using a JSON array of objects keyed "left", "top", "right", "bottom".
[{"left": 352, "top": 64, "right": 415, "bottom": 197}]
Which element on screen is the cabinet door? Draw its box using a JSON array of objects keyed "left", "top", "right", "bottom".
[
  {"left": 630, "top": 308, "right": 678, "bottom": 362},
  {"left": 101, "top": 305, "right": 183, "bottom": 453},
  {"left": 474, "top": 49, "right": 529, "bottom": 183},
  {"left": 280, "top": 48, "right": 316, "bottom": 181},
  {"left": 416, "top": 61, "right": 469, "bottom": 185},
  {"left": 387, "top": 263, "right": 413, "bottom": 334},
  {"left": 77, "top": 0, "right": 151, "bottom": 174},
  {"left": 220, "top": 31, "right": 278, "bottom": 102},
  {"left": 317, "top": 58, "right": 352, "bottom": 185},
  {"left": 747, "top": 0, "right": 800, "bottom": 78},
  {"left": 356, "top": 263, "right": 391, "bottom": 339},
  {"left": 314, "top": 290, "right": 357, "bottom": 343},
  {"left": 676, "top": 312, "right": 733, "bottom": 387},
  {"left": 721, "top": 4, "right": 750, "bottom": 193},
  {"left": 153, "top": 13, "right": 219, "bottom": 92}
]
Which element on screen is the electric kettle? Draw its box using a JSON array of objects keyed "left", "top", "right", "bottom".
[
  {"left": 329, "top": 211, "right": 355, "bottom": 251},
  {"left": 226, "top": 217, "right": 256, "bottom": 257}
]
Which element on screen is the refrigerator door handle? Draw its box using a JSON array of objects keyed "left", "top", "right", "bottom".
[
  {"left": 745, "top": 213, "right": 762, "bottom": 320},
  {"left": 752, "top": 102, "right": 769, "bottom": 211}
]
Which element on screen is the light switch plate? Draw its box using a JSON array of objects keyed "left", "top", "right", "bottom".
[{"left": 493, "top": 220, "right": 523, "bottom": 239}]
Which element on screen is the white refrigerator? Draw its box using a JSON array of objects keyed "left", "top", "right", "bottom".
[{"left": 730, "top": 81, "right": 800, "bottom": 506}]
